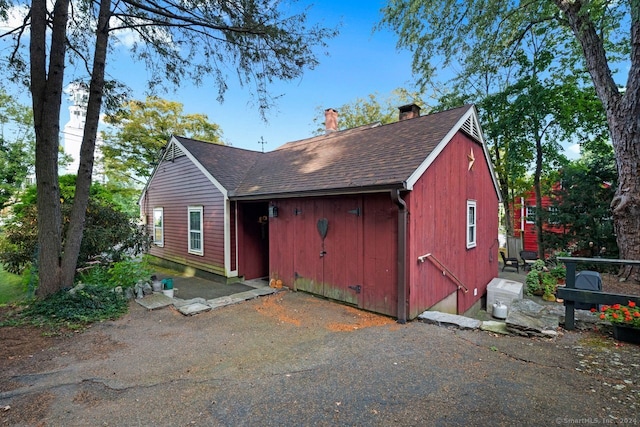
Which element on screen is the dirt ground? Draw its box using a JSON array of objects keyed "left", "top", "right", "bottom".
[{"left": 1, "top": 288, "right": 639, "bottom": 426}]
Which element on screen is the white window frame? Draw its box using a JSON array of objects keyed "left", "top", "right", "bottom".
[
  {"left": 153, "top": 207, "right": 164, "bottom": 247},
  {"left": 466, "top": 200, "right": 477, "bottom": 249},
  {"left": 526, "top": 205, "right": 536, "bottom": 224},
  {"left": 188, "top": 206, "right": 204, "bottom": 255}
]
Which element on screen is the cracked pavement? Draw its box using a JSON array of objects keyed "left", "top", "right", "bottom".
[{"left": 1, "top": 291, "right": 638, "bottom": 426}]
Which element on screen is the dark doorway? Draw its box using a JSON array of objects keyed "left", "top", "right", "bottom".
[{"left": 238, "top": 201, "right": 269, "bottom": 280}]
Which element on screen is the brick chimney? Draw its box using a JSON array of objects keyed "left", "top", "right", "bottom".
[
  {"left": 398, "top": 104, "right": 421, "bottom": 121},
  {"left": 324, "top": 108, "right": 338, "bottom": 133}
]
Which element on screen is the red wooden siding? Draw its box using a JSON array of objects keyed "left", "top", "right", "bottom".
[
  {"left": 512, "top": 186, "right": 564, "bottom": 254},
  {"left": 407, "top": 132, "right": 499, "bottom": 317},
  {"left": 141, "top": 155, "right": 229, "bottom": 275},
  {"left": 269, "top": 194, "right": 397, "bottom": 317}
]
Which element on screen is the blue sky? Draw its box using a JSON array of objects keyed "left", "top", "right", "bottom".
[{"left": 79, "top": 1, "right": 419, "bottom": 152}]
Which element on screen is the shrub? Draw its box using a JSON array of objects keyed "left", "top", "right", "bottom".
[{"left": 7, "top": 283, "right": 129, "bottom": 330}]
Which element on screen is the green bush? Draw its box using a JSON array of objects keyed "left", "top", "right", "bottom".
[
  {"left": 78, "top": 257, "right": 152, "bottom": 289},
  {"left": 0, "top": 175, "right": 151, "bottom": 275},
  {"left": 5, "top": 283, "right": 129, "bottom": 330}
]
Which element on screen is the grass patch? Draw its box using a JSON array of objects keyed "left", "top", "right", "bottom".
[{"left": 0, "top": 267, "right": 29, "bottom": 305}]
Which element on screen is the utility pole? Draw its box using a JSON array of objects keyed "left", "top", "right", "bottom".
[{"left": 259, "top": 136, "right": 267, "bottom": 153}]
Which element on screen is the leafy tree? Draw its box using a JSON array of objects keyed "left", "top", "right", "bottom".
[
  {"left": 313, "top": 88, "right": 426, "bottom": 134},
  {"left": 0, "top": 89, "right": 35, "bottom": 210},
  {"left": 101, "top": 96, "right": 223, "bottom": 185},
  {"left": 0, "top": 175, "right": 151, "bottom": 274},
  {"left": 380, "top": 1, "right": 639, "bottom": 278},
  {"left": 0, "top": 0, "right": 337, "bottom": 296},
  {"left": 544, "top": 139, "right": 618, "bottom": 257}
]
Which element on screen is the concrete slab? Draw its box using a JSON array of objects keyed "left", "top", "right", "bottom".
[
  {"left": 172, "top": 297, "right": 207, "bottom": 308},
  {"left": 176, "top": 303, "right": 212, "bottom": 316},
  {"left": 418, "top": 311, "right": 481, "bottom": 330},
  {"left": 480, "top": 320, "right": 510, "bottom": 335},
  {"left": 135, "top": 293, "right": 174, "bottom": 310}
]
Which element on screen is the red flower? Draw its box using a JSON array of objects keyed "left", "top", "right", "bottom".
[
  {"left": 590, "top": 308, "right": 596, "bottom": 313},
  {"left": 613, "top": 313, "right": 619, "bottom": 319},
  {"left": 600, "top": 314, "right": 606, "bottom": 320},
  {"left": 629, "top": 301, "right": 636, "bottom": 308},
  {"left": 612, "top": 304, "right": 621, "bottom": 310},
  {"left": 634, "top": 312, "right": 640, "bottom": 318}
]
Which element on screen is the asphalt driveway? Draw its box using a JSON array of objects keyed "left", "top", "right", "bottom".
[{"left": 1, "top": 290, "right": 638, "bottom": 426}]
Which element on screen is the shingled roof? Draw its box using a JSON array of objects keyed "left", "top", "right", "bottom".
[{"left": 164, "top": 104, "right": 488, "bottom": 200}]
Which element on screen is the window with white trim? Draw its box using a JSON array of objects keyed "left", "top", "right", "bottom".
[
  {"left": 153, "top": 208, "right": 164, "bottom": 246},
  {"left": 188, "top": 206, "right": 204, "bottom": 255},
  {"left": 526, "top": 205, "right": 536, "bottom": 224},
  {"left": 467, "top": 200, "right": 477, "bottom": 249}
]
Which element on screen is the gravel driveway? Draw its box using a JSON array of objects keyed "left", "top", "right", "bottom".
[{"left": 1, "top": 291, "right": 638, "bottom": 426}]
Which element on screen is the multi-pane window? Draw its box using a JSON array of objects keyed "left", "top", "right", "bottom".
[
  {"left": 188, "top": 206, "right": 203, "bottom": 255},
  {"left": 153, "top": 208, "right": 163, "bottom": 246},
  {"left": 467, "top": 200, "right": 477, "bottom": 249},
  {"left": 526, "top": 206, "right": 536, "bottom": 224}
]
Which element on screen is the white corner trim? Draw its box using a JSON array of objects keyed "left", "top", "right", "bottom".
[{"left": 405, "top": 107, "right": 477, "bottom": 190}]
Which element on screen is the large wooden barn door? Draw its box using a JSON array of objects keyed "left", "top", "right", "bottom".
[
  {"left": 292, "top": 197, "right": 363, "bottom": 307},
  {"left": 293, "top": 198, "right": 324, "bottom": 295},
  {"left": 322, "top": 197, "right": 363, "bottom": 306}
]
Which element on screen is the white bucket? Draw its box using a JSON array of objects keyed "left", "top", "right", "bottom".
[{"left": 162, "top": 289, "right": 174, "bottom": 298}]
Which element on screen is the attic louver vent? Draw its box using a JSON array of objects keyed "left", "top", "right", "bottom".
[
  {"left": 461, "top": 114, "right": 482, "bottom": 141},
  {"left": 166, "top": 144, "right": 185, "bottom": 161}
]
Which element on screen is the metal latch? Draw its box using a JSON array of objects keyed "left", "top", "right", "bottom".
[{"left": 348, "top": 285, "right": 362, "bottom": 293}]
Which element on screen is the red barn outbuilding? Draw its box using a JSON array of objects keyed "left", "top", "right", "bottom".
[{"left": 140, "top": 104, "right": 501, "bottom": 321}]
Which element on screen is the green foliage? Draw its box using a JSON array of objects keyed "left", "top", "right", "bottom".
[
  {"left": 0, "top": 89, "right": 35, "bottom": 210},
  {"left": 4, "top": 284, "right": 129, "bottom": 331},
  {"left": 525, "top": 271, "right": 542, "bottom": 296},
  {"left": 0, "top": 176, "right": 151, "bottom": 274},
  {"left": 101, "top": 97, "right": 224, "bottom": 185},
  {"left": 0, "top": 266, "right": 28, "bottom": 305},
  {"left": 313, "top": 89, "right": 426, "bottom": 134},
  {"left": 78, "top": 258, "right": 152, "bottom": 289},
  {"left": 543, "top": 140, "right": 618, "bottom": 257}
]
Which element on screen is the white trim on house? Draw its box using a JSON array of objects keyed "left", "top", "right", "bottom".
[
  {"left": 404, "top": 106, "right": 502, "bottom": 202},
  {"left": 153, "top": 207, "right": 164, "bottom": 247},
  {"left": 467, "top": 199, "right": 477, "bottom": 249},
  {"left": 188, "top": 205, "right": 204, "bottom": 256}
]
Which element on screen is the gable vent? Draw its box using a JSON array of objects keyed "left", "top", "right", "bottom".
[
  {"left": 461, "top": 114, "right": 482, "bottom": 141},
  {"left": 166, "top": 143, "right": 185, "bottom": 161}
]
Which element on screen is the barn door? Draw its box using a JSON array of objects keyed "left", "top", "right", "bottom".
[
  {"left": 292, "top": 199, "right": 323, "bottom": 295},
  {"left": 322, "top": 197, "right": 363, "bottom": 306},
  {"left": 292, "top": 197, "right": 363, "bottom": 307}
]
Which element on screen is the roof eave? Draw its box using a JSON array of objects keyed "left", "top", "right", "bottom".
[{"left": 229, "top": 182, "right": 408, "bottom": 201}]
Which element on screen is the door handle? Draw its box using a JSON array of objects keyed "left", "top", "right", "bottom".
[{"left": 320, "top": 250, "right": 327, "bottom": 257}]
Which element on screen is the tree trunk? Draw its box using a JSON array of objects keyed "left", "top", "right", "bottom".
[
  {"left": 555, "top": 0, "right": 640, "bottom": 279},
  {"left": 30, "top": 0, "right": 70, "bottom": 297},
  {"left": 61, "top": 0, "right": 112, "bottom": 287}
]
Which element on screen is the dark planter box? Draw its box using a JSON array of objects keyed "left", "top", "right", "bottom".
[{"left": 613, "top": 325, "right": 640, "bottom": 345}]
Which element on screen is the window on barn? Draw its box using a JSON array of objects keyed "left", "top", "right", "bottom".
[
  {"left": 526, "top": 206, "right": 536, "bottom": 224},
  {"left": 466, "top": 200, "right": 477, "bottom": 249},
  {"left": 188, "top": 206, "right": 204, "bottom": 255},
  {"left": 153, "top": 208, "right": 164, "bottom": 246}
]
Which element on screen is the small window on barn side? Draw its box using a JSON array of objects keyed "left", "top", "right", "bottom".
[
  {"left": 153, "top": 208, "right": 164, "bottom": 247},
  {"left": 467, "top": 200, "right": 477, "bottom": 249},
  {"left": 526, "top": 206, "right": 536, "bottom": 224},
  {"left": 188, "top": 206, "right": 204, "bottom": 255}
]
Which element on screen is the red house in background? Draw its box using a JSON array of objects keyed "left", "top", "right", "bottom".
[
  {"left": 512, "top": 184, "right": 564, "bottom": 254},
  {"left": 139, "top": 104, "right": 501, "bottom": 321}
]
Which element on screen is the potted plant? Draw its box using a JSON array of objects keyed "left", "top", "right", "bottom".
[
  {"left": 598, "top": 301, "right": 640, "bottom": 344},
  {"left": 549, "top": 264, "right": 566, "bottom": 285},
  {"left": 542, "top": 273, "right": 558, "bottom": 302},
  {"left": 525, "top": 260, "right": 547, "bottom": 296}
]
